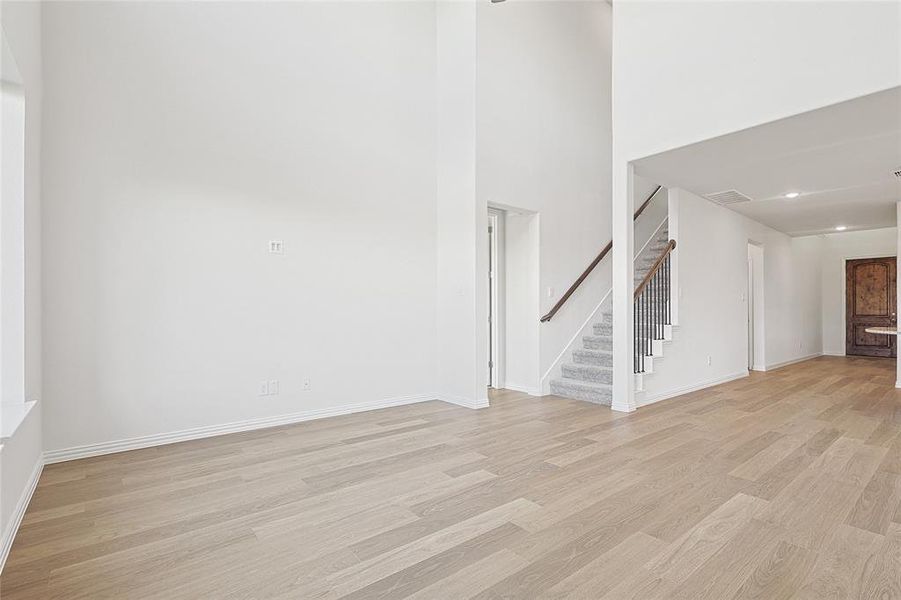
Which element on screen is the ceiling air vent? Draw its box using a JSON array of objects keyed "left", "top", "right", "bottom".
[{"left": 704, "top": 189, "right": 754, "bottom": 205}]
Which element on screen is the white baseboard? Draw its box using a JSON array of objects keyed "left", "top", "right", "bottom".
[
  {"left": 763, "top": 353, "right": 822, "bottom": 372},
  {"left": 637, "top": 370, "right": 750, "bottom": 408},
  {"left": 611, "top": 400, "right": 636, "bottom": 413},
  {"left": 44, "top": 394, "right": 437, "bottom": 464},
  {"left": 437, "top": 394, "right": 490, "bottom": 410},
  {"left": 895, "top": 381, "right": 901, "bottom": 389},
  {"left": 502, "top": 383, "right": 541, "bottom": 396},
  {"left": 0, "top": 455, "right": 43, "bottom": 573}
]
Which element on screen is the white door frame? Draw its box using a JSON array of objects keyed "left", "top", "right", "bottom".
[
  {"left": 747, "top": 241, "right": 766, "bottom": 371},
  {"left": 488, "top": 208, "right": 505, "bottom": 389}
]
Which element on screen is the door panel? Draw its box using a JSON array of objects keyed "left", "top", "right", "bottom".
[{"left": 846, "top": 257, "right": 896, "bottom": 357}]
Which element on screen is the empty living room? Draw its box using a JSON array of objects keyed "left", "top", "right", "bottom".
[{"left": 2, "top": 0, "right": 901, "bottom": 598}]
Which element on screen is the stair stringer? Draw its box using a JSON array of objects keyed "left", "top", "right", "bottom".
[{"left": 540, "top": 288, "right": 612, "bottom": 396}]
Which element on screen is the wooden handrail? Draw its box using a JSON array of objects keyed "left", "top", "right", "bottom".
[
  {"left": 539, "top": 185, "right": 664, "bottom": 322},
  {"left": 634, "top": 239, "right": 676, "bottom": 299},
  {"left": 540, "top": 241, "right": 612, "bottom": 322},
  {"left": 632, "top": 185, "right": 663, "bottom": 221}
]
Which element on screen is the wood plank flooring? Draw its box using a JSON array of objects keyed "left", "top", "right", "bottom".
[{"left": 3, "top": 356, "right": 901, "bottom": 599}]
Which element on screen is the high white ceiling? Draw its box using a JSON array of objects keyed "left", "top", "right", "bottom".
[{"left": 634, "top": 86, "right": 901, "bottom": 236}]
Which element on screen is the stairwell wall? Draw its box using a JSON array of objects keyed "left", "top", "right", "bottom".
[
  {"left": 477, "top": 0, "right": 612, "bottom": 386},
  {"left": 638, "top": 188, "right": 823, "bottom": 405}
]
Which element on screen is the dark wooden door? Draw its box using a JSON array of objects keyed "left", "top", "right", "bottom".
[{"left": 846, "top": 257, "right": 897, "bottom": 357}]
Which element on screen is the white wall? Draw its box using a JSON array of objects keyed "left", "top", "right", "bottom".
[
  {"left": 0, "top": 0, "right": 42, "bottom": 569},
  {"left": 613, "top": 1, "right": 901, "bottom": 162},
  {"left": 2, "top": 84, "right": 24, "bottom": 406},
  {"left": 477, "top": 0, "right": 612, "bottom": 382},
  {"left": 39, "top": 0, "right": 612, "bottom": 453},
  {"left": 640, "top": 189, "right": 823, "bottom": 404},
  {"left": 634, "top": 179, "right": 667, "bottom": 259},
  {"left": 612, "top": 0, "right": 901, "bottom": 408},
  {"left": 819, "top": 227, "right": 898, "bottom": 356},
  {"left": 436, "top": 1, "right": 488, "bottom": 409},
  {"left": 42, "top": 2, "right": 440, "bottom": 453}
]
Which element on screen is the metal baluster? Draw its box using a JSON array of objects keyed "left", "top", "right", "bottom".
[
  {"left": 639, "top": 293, "right": 643, "bottom": 372},
  {"left": 655, "top": 270, "right": 660, "bottom": 339},
  {"left": 633, "top": 300, "right": 637, "bottom": 373},
  {"left": 665, "top": 254, "right": 672, "bottom": 325},
  {"left": 645, "top": 291, "right": 650, "bottom": 357},
  {"left": 640, "top": 295, "right": 645, "bottom": 372}
]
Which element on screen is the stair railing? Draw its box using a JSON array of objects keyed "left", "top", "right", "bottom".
[
  {"left": 634, "top": 239, "right": 676, "bottom": 374},
  {"left": 540, "top": 185, "right": 662, "bottom": 322}
]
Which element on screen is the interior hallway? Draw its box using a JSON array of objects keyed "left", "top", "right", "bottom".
[{"left": 2, "top": 356, "right": 900, "bottom": 599}]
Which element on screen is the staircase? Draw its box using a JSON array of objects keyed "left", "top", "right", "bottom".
[{"left": 549, "top": 223, "right": 671, "bottom": 405}]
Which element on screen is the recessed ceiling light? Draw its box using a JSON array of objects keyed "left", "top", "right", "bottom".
[
  {"left": 784, "top": 192, "right": 800, "bottom": 199},
  {"left": 835, "top": 225, "right": 848, "bottom": 231}
]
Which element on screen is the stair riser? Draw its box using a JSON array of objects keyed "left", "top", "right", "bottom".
[
  {"left": 562, "top": 364, "right": 613, "bottom": 384},
  {"left": 549, "top": 381, "right": 612, "bottom": 406},
  {"left": 592, "top": 323, "right": 613, "bottom": 336},
  {"left": 582, "top": 336, "right": 612, "bottom": 351},
  {"left": 573, "top": 351, "right": 613, "bottom": 367}
]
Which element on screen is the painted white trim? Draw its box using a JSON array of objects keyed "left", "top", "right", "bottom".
[
  {"left": 44, "top": 394, "right": 438, "bottom": 464},
  {"left": 488, "top": 208, "right": 505, "bottom": 390},
  {"left": 895, "top": 380, "right": 901, "bottom": 389},
  {"left": 502, "top": 383, "right": 541, "bottom": 396},
  {"left": 437, "top": 394, "right": 490, "bottom": 410},
  {"left": 0, "top": 400, "right": 36, "bottom": 440},
  {"left": 637, "top": 370, "right": 750, "bottom": 407},
  {"left": 762, "top": 353, "right": 822, "bottom": 372},
  {"left": 0, "top": 455, "right": 43, "bottom": 573},
  {"left": 611, "top": 399, "right": 635, "bottom": 413},
  {"left": 822, "top": 351, "right": 846, "bottom": 357},
  {"left": 667, "top": 188, "right": 680, "bottom": 326},
  {"left": 540, "top": 288, "right": 613, "bottom": 394}
]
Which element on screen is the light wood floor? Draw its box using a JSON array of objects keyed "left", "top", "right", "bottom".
[{"left": 3, "top": 356, "right": 901, "bottom": 599}]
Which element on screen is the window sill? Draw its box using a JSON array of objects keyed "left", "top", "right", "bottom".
[{"left": 1, "top": 400, "right": 36, "bottom": 440}]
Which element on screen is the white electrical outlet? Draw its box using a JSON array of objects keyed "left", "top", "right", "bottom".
[
  {"left": 268, "top": 240, "right": 284, "bottom": 254},
  {"left": 268, "top": 380, "right": 279, "bottom": 395},
  {"left": 302, "top": 378, "right": 311, "bottom": 391},
  {"left": 258, "top": 381, "right": 270, "bottom": 396},
  {"left": 706, "top": 355, "right": 712, "bottom": 366}
]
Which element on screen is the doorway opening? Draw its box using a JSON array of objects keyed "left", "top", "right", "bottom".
[
  {"left": 487, "top": 206, "right": 540, "bottom": 394},
  {"left": 845, "top": 256, "right": 897, "bottom": 357},
  {"left": 747, "top": 242, "right": 765, "bottom": 371}
]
